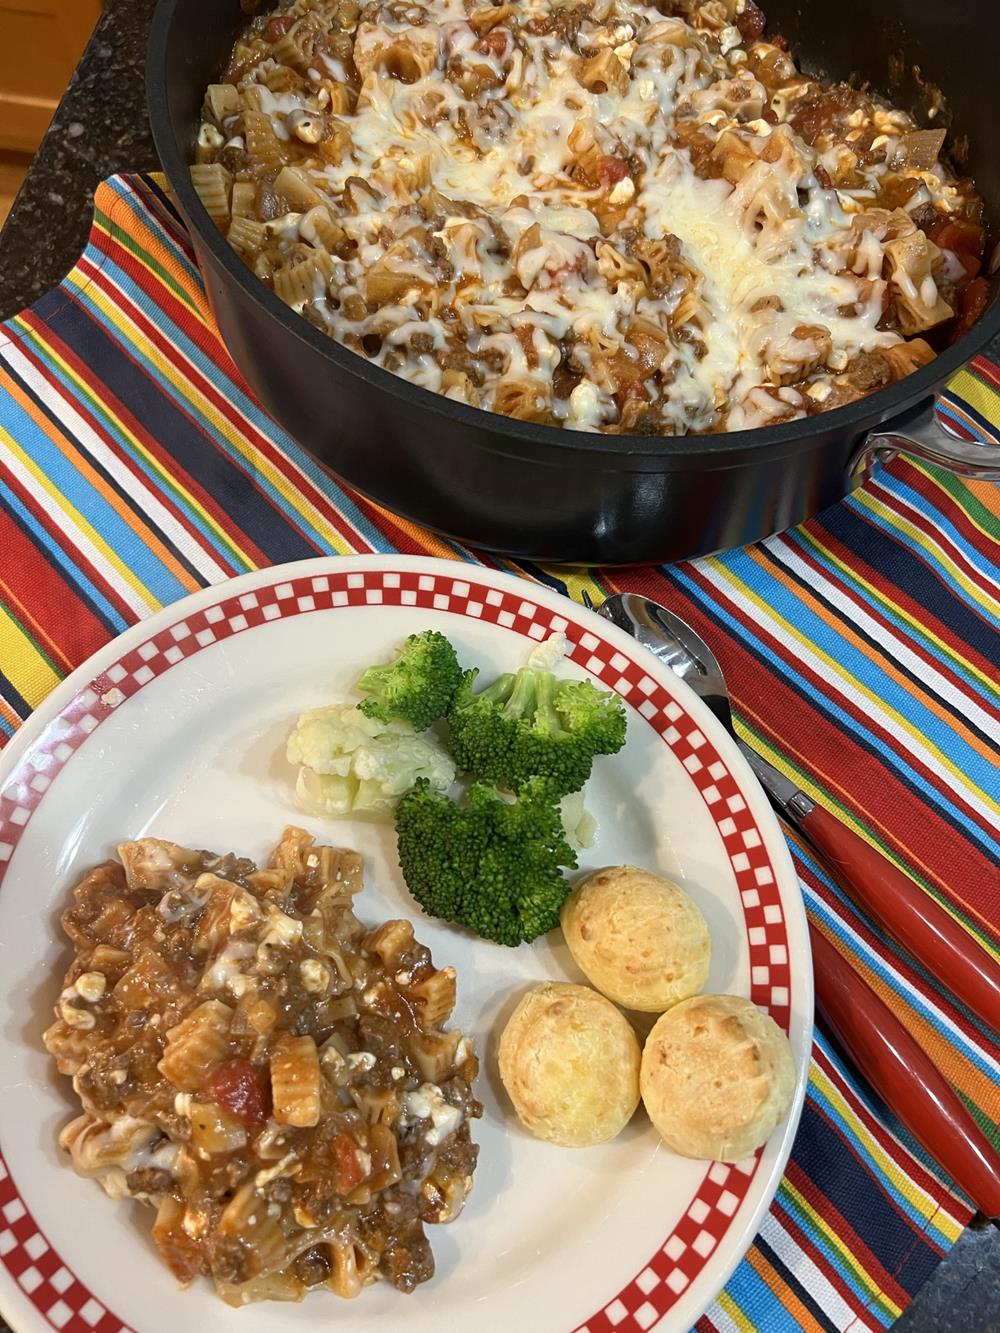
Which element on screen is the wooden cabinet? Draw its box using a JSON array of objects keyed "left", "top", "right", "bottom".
[{"left": 0, "top": 0, "right": 102, "bottom": 153}]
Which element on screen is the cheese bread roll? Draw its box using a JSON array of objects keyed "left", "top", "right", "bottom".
[
  {"left": 640, "top": 994, "right": 796, "bottom": 1161},
  {"left": 561, "top": 866, "right": 710, "bottom": 1012},
  {"left": 498, "top": 982, "right": 640, "bottom": 1147}
]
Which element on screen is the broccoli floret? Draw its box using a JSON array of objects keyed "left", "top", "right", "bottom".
[
  {"left": 356, "top": 630, "right": 462, "bottom": 731},
  {"left": 446, "top": 665, "right": 627, "bottom": 795},
  {"left": 288, "top": 704, "right": 455, "bottom": 819},
  {"left": 394, "top": 778, "right": 578, "bottom": 946}
]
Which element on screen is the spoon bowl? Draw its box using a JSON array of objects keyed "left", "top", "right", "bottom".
[{"left": 596, "top": 593, "right": 734, "bottom": 733}]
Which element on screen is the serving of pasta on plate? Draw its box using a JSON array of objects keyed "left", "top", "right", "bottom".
[
  {"left": 189, "top": 0, "right": 986, "bottom": 435},
  {"left": 44, "top": 827, "right": 480, "bottom": 1307}
]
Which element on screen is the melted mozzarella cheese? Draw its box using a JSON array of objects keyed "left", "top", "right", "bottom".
[
  {"left": 640, "top": 153, "right": 896, "bottom": 428},
  {"left": 206, "top": 0, "right": 964, "bottom": 433}
]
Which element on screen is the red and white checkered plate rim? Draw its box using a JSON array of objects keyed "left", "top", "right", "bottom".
[{"left": 0, "top": 560, "right": 805, "bottom": 1333}]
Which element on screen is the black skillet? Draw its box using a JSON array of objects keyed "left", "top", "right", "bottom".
[{"left": 147, "top": 0, "right": 1000, "bottom": 565}]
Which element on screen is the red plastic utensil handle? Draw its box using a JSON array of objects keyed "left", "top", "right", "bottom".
[
  {"left": 811, "top": 926, "right": 1000, "bottom": 1217},
  {"left": 799, "top": 802, "right": 1000, "bottom": 1034}
]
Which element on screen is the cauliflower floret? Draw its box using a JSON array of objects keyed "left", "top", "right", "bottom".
[
  {"left": 526, "top": 631, "right": 568, "bottom": 672},
  {"left": 288, "top": 704, "right": 455, "bottom": 819},
  {"left": 559, "top": 788, "right": 598, "bottom": 851}
]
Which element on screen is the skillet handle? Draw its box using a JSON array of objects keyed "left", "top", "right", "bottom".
[{"left": 851, "top": 396, "right": 1000, "bottom": 481}]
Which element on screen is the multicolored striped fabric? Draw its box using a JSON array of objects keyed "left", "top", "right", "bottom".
[{"left": 1, "top": 173, "right": 998, "bottom": 1332}]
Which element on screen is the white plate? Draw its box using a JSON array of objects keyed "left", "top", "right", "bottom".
[{"left": 0, "top": 555, "right": 812, "bottom": 1333}]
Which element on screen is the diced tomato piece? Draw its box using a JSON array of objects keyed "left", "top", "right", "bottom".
[
  {"left": 331, "top": 1131, "right": 368, "bottom": 1195},
  {"left": 736, "top": 1, "right": 766, "bottom": 42},
  {"left": 941, "top": 222, "right": 975, "bottom": 250},
  {"left": 476, "top": 28, "right": 509, "bottom": 56},
  {"left": 596, "top": 155, "right": 629, "bottom": 188},
  {"left": 954, "top": 277, "right": 990, "bottom": 337},
  {"left": 265, "top": 15, "right": 293, "bottom": 42},
  {"left": 615, "top": 377, "right": 649, "bottom": 407},
  {"left": 931, "top": 219, "right": 984, "bottom": 254},
  {"left": 204, "top": 1058, "right": 271, "bottom": 1127},
  {"left": 929, "top": 219, "right": 985, "bottom": 276}
]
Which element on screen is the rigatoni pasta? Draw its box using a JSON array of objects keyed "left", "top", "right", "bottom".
[
  {"left": 269, "top": 1033, "right": 322, "bottom": 1126},
  {"left": 158, "top": 999, "right": 235, "bottom": 1090}
]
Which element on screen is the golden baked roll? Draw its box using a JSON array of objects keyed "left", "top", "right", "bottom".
[
  {"left": 640, "top": 994, "right": 796, "bottom": 1161},
  {"left": 498, "top": 982, "right": 641, "bottom": 1147},
  {"left": 560, "top": 866, "right": 710, "bottom": 1012}
]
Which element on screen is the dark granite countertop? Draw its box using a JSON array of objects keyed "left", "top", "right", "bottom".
[
  {"left": 0, "top": 0, "right": 159, "bottom": 319},
  {"left": 0, "top": 4, "right": 997, "bottom": 1332}
]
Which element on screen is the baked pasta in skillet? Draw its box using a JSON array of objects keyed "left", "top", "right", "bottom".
[{"left": 192, "top": 0, "right": 988, "bottom": 434}]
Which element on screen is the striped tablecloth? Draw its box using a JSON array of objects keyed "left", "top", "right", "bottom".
[{"left": 1, "top": 173, "right": 998, "bottom": 1332}]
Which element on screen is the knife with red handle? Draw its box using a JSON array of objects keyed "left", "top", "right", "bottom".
[
  {"left": 741, "top": 745, "right": 1000, "bottom": 1034},
  {"left": 810, "top": 926, "right": 1000, "bottom": 1218}
]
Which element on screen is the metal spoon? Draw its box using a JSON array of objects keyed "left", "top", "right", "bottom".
[{"left": 588, "top": 588, "right": 1000, "bottom": 1217}]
